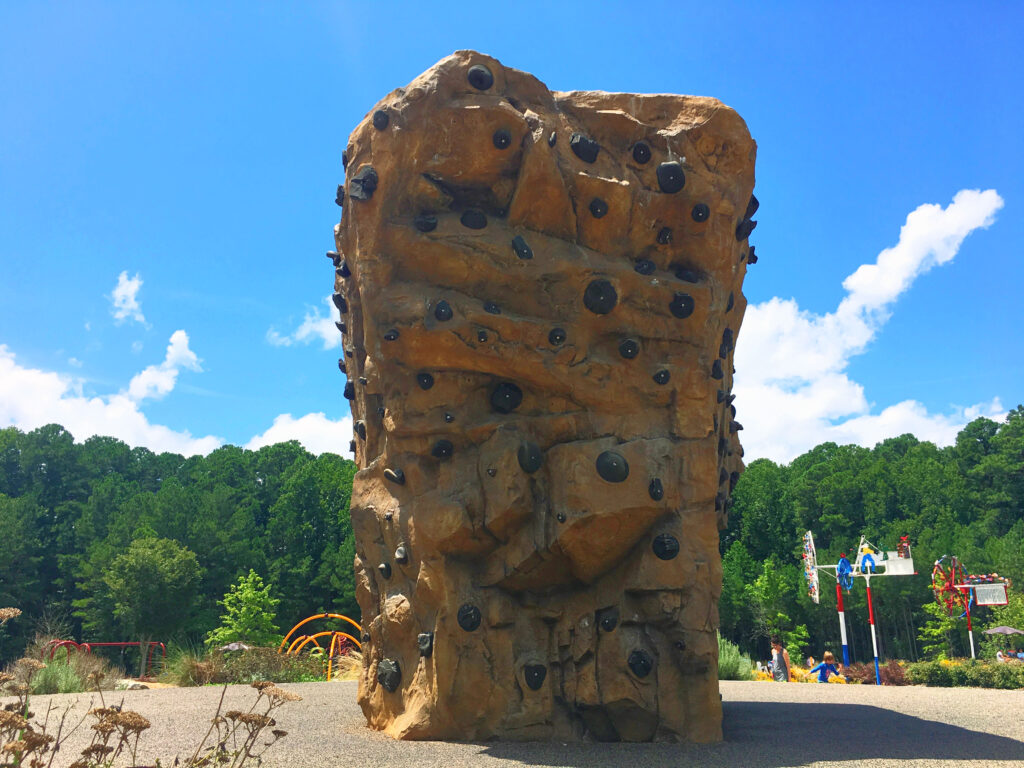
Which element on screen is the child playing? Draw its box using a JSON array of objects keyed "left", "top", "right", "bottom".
[
  {"left": 770, "top": 636, "right": 791, "bottom": 682},
  {"left": 805, "top": 651, "right": 843, "bottom": 683}
]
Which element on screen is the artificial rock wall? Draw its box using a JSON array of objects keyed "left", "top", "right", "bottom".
[{"left": 330, "top": 51, "right": 757, "bottom": 742}]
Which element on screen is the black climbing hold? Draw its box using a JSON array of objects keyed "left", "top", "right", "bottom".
[
  {"left": 493, "top": 129, "right": 512, "bottom": 149},
  {"left": 726, "top": 293, "right": 735, "bottom": 312},
  {"left": 632, "top": 142, "right": 651, "bottom": 164},
  {"left": 721, "top": 328, "right": 734, "bottom": 355},
  {"left": 337, "top": 359, "right": 346, "bottom": 374},
  {"left": 673, "top": 265, "right": 700, "bottom": 283},
  {"left": 674, "top": 639, "right": 687, "bottom": 651},
  {"left": 326, "top": 250, "right": 341, "bottom": 265},
  {"left": 628, "top": 649, "right": 653, "bottom": 678},
  {"left": 556, "top": 512, "right": 566, "bottom": 523},
  {"left": 394, "top": 544, "right": 408, "bottom": 564},
  {"left": 490, "top": 382, "right": 523, "bottom": 414},
  {"left": 657, "top": 227, "right": 672, "bottom": 245},
  {"left": 484, "top": 300, "right": 501, "bottom": 314},
  {"left": 747, "top": 246, "right": 758, "bottom": 264},
  {"left": 349, "top": 166, "right": 378, "bottom": 201},
  {"left": 377, "top": 659, "right": 401, "bottom": 692},
  {"left": 344, "top": 382, "right": 355, "bottom": 400},
  {"left": 634, "top": 258, "right": 656, "bottom": 275},
  {"left": 719, "top": 467, "right": 728, "bottom": 486},
  {"left": 653, "top": 369, "right": 670, "bottom": 385},
  {"left": 692, "top": 203, "right": 710, "bottom": 222},
  {"left": 339, "top": 260, "right": 351, "bottom": 278},
  {"left": 517, "top": 442, "right": 543, "bottom": 474},
  {"left": 717, "top": 390, "right": 727, "bottom": 403},
  {"left": 730, "top": 421, "right": 743, "bottom": 433},
  {"left": 376, "top": 406, "right": 385, "bottom": 419},
  {"left": 358, "top": 376, "right": 368, "bottom": 386},
  {"left": 596, "top": 450, "right": 629, "bottom": 483},
  {"left": 619, "top": 339, "right": 639, "bottom": 359},
  {"left": 583, "top": 279, "right": 617, "bottom": 315},
  {"left": 372, "top": 110, "right": 389, "bottom": 130},
  {"left": 656, "top": 161, "right": 685, "bottom": 193},
  {"left": 511, "top": 235, "right": 533, "bottom": 260},
  {"left": 383, "top": 329, "right": 400, "bottom": 341},
  {"left": 649, "top": 478, "right": 664, "bottom": 501},
  {"left": 444, "top": 413, "right": 455, "bottom": 423},
  {"left": 414, "top": 213, "right": 438, "bottom": 232},
  {"left": 670, "top": 292, "right": 695, "bottom": 319},
  {"left": 434, "top": 300, "right": 453, "bottom": 322},
  {"left": 524, "top": 665, "right": 547, "bottom": 691},
  {"left": 341, "top": 150, "right": 348, "bottom": 169},
  {"left": 467, "top": 64, "right": 494, "bottom": 90},
  {"left": 730, "top": 471, "right": 740, "bottom": 491},
  {"left": 569, "top": 132, "right": 600, "bottom": 163},
  {"left": 417, "top": 372, "right": 434, "bottom": 390},
  {"left": 349, "top": 440, "right": 356, "bottom": 452},
  {"left": 598, "top": 607, "right": 619, "bottom": 632},
  {"left": 335, "top": 185, "right": 344, "bottom": 207},
  {"left": 486, "top": 467, "right": 496, "bottom": 477},
  {"left": 729, "top": 404, "right": 736, "bottom": 417},
  {"left": 384, "top": 468, "right": 405, "bottom": 486},
  {"left": 711, "top": 359, "right": 724, "bottom": 379},
  {"left": 457, "top": 603, "right": 481, "bottom": 632},
  {"left": 548, "top": 327, "right": 566, "bottom": 346},
  {"left": 378, "top": 562, "right": 391, "bottom": 579},
  {"left": 589, "top": 198, "right": 608, "bottom": 218},
  {"left": 745, "top": 194, "right": 760, "bottom": 220},
  {"left": 653, "top": 533, "right": 680, "bottom": 560},
  {"left": 714, "top": 414, "right": 719, "bottom": 432},
  {"left": 736, "top": 218, "right": 757, "bottom": 240},
  {"left": 333, "top": 293, "right": 348, "bottom": 313},
  {"left": 547, "top": 131, "right": 557, "bottom": 147},
  {"left": 461, "top": 209, "right": 487, "bottom": 230},
  {"left": 719, "top": 437, "right": 730, "bottom": 456},
  {"left": 432, "top": 439, "right": 454, "bottom": 461},
  {"left": 477, "top": 330, "right": 488, "bottom": 343},
  {"left": 728, "top": 393, "right": 736, "bottom": 404},
  {"left": 417, "top": 632, "right": 434, "bottom": 657},
  {"left": 355, "top": 421, "right": 366, "bottom": 440}
]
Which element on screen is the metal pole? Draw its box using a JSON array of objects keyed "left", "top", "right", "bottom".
[
  {"left": 865, "top": 575, "right": 881, "bottom": 685},
  {"left": 965, "top": 592, "right": 975, "bottom": 659},
  {"left": 836, "top": 581, "right": 850, "bottom": 667}
]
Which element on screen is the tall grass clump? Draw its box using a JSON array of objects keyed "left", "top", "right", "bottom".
[
  {"left": 717, "top": 634, "right": 753, "bottom": 680},
  {"left": 160, "top": 645, "right": 329, "bottom": 686}
]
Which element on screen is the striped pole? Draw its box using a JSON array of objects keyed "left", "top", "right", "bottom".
[
  {"left": 865, "top": 576, "right": 881, "bottom": 685},
  {"left": 836, "top": 581, "right": 850, "bottom": 667},
  {"left": 965, "top": 591, "right": 976, "bottom": 659}
]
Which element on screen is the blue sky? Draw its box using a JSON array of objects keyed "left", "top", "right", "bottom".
[{"left": 1, "top": 1, "right": 1020, "bottom": 461}]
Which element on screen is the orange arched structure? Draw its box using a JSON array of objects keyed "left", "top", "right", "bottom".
[{"left": 279, "top": 613, "right": 362, "bottom": 681}]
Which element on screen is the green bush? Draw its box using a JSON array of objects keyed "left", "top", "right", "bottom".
[
  {"left": 717, "top": 634, "right": 753, "bottom": 680},
  {"left": 160, "top": 645, "right": 326, "bottom": 686},
  {"left": 906, "top": 659, "right": 1024, "bottom": 689}
]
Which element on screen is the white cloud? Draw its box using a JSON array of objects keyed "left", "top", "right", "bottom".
[
  {"left": 0, "top": 342, "right": 221, "bottom": 456},
  {"left": 267, "top": 296, "right": 339, "bottom": 350},
  {"left": 109, "top": 271, "right": 147, "bottom": 326},
  {"left": 126, "top": 330, "right": 202, "bottom": 403},
  {"left": 245, "top": 412, "right": 353, "bottom": 456},
  {"left": 68, "top": 357, "right": 83, "bottom": 368},
  {"left": 131, "top": 341, "right": 143, "bottom": 354},
  {"left": 736, "top": 189, "right": 1005, "bottom": 463}
]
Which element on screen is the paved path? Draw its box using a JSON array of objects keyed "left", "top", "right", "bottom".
[{"left": 19, "top": 680, "right": 1024, "bottom": 767}]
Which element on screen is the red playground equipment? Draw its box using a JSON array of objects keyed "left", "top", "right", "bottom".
[{"left": 42, "top": 639, "right": 167, "bottom": 678}]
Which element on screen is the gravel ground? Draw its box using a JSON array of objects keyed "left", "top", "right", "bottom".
[{"left": 16, "top": 680, "right": 1024, "bottom": 768}]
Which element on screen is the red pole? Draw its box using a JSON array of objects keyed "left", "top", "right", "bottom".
[{"left": 866, "top": 579, "right": 880, "bottom": 685}]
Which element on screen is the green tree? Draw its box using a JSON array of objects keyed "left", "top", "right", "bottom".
[
  {"left": 103, "top": 538, "right": 202, "bottom": 639},
  {"left": 206, "top": 570, "right": 281, "bottom": 648}
]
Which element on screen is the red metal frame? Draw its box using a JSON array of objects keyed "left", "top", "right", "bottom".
[{"left": 42, "top": 640, "right": 167, "bottom": 678}]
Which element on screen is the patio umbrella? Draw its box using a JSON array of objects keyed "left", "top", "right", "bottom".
[{"left": 983, "top": 626, "right": 1024, "bottom": 635}]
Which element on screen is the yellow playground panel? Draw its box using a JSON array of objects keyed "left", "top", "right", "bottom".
[{"left": 279, "top": 612, "right": 362, "bottom": 681}]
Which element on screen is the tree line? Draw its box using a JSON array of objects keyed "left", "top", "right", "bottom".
[
  {"left": 0, "top": 424, "right": 357, "bottom": 663},
  {"left": 2, "top": 407, "right": 1022, "bottom": 667},
  {"left": 720, "top": 406, "right": 1024, "bottom": 663}
]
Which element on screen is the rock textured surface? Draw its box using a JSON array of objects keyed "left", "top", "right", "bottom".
[{"left": 331, "top": 51, "right": 757, "bottom": 742}]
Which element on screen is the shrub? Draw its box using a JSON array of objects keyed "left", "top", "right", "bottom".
[
  {"left": 906, "top": 659, "right": 1024, "bottom": 689},
  {"left": 161, "top": 645, "right": 329, "bottom": 686},
  {"left": 206, "top": 570, "right": 282, "bottom": 649},
  {"left": 717, "top": 634, "right": 753, "bottom": 681}
]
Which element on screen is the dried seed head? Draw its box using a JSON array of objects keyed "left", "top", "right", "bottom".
[
  {"left": 251, "top": 680, "right": 275, "bottom": 690},
  {"left": 0, "top": 711, "right": 28, "bottom": 730},
  {"left": 2, "top": 741, "right": 26, "bottom": 755},
  {"left": 113, "top": 711, "right": 151, "bottom": 732},
  {"left": 0, "top": 608, "right": 22, "bottom": 623},
  {"left": 265, "top": 686, "right": 301, "bottom": 702}
]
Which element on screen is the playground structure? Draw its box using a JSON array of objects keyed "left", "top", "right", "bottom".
[
  {"left": 278, "top": 613, "right": 362, "bottom": 681},
  {"left": 42, "top": 639, "right": 166, "bottom": 678},
  {"left": 803, "top": 532, "right": 916, "bottom": 684},
  {"left": 931, "top": 555, "right": 1011, "bottom": 659}
]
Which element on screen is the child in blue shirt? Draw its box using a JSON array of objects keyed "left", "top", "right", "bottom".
[{"left": 806, "top": 651, "right": 842, "bottom": 682}]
